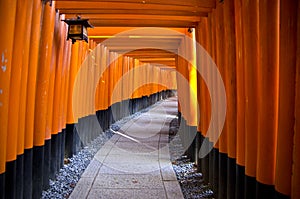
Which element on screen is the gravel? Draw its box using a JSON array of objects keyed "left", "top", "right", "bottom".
[
  {"left": 42, "top": 107, "right": 153, "bottom": 199},
  {"left": 169, "top": 118, "right": 214, "bottom": 199},
  {"left": 42, "top": 130, "right": 113, "bottom": 199},
  {"left": 42, "top": 102, "right": 214, "bottom": 199}
]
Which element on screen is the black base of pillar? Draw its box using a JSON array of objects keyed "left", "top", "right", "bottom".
[
  {"left": 199, "top": 134, "right": 210, "bottom": 184},
  {"left": 24, "top": 148, "right": 33, "bottom": 199},
  {"left": 32, "top": 145, "right": 44, "bottom": 199},
  {"left": 212, "top": 148, "right": 219, "bottom": 198},
  {"left": 274, "top": 191, "right": 290, "bottom": 199},
  {"left": 186, "top": 126, "right": 196, "bottom": 162},
  {"left": 50, "top": 134, "right": 58, "bottom": 179},
  {"left": 61, "top": 129, "right": 66, "bottom": 168},
  {"left": 57, "top": 132, "right": 62, "bottom": 172},
  {"left": 256, "top": 181, "right": 275, "bottom": 199},
  {"left": 218, "top": 152, "right": 227, "bottom": 199},
  {"left": 43, "top": 139, "right": 51, "bottom": 190},
  {"left": 65, "top": 124, "right": 75, "bottom": 158},
  {"left": 236, "top": 164, "right": 245, "bottom": 199},
  {"left": 201, "top": 152, "right": 210, "bottom": 183},
  {"left": 5, "top": 160, "right": 16, "bottom": 199},
  {"left": 227, "top": 157, "right": 236, "bottom": 199},
  {"left": 0, "top": 173, "right": 4, "bottom": 199},
  {"left": 195, "top": 132, "right": 201, "bottom": 170},
  {"left": 245, "top": 175, "right": 256, "bottom": 199},
  {"left": 209, "top": 147, "right": 214, "bottom": 184},
  {"left": 16, "top": 154, "right": 24, "bottom": 199}
]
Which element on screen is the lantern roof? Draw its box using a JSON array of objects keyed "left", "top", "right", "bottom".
[{"left": 62, "top": 17, "right": 93, "bottom": 28}]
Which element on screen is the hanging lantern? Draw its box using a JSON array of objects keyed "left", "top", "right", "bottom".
[{"left": 63, "top": 16, "right": 93, "bottom": 44}]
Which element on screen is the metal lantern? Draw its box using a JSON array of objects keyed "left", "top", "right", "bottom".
[{"left": 63, "top": 16, "right": 93, "bottom": 44}]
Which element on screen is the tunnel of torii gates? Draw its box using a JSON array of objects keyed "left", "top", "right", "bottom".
[{"left": 0, "top": 0, "right": 300, "bottom": 199}]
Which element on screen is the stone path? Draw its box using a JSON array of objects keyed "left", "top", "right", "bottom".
[{"left": 70, "top": 97, "right": 184, "bottom": 199}]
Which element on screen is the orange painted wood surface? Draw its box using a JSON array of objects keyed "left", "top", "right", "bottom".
[
  {"left": 67, "top": 42, "right": 79, "bottom": 124},
  {"left": 292, "top": 1, "right": 300, "bottom": 198},
  {"left": 0, "top": 0, "right": 17, "bottom": 173},
  {"left": 234, "top": 0, "right": 245, "bottom": 167},
  {"left": 256, "top": 0, "right": 279, "bottom": 185},
  {"left": 7, "top": 0, "right": 30, "bottom": 161},
  {"left": 25, "top": 0, "right": 43, "bottom": 149},
  {"left": 275, "top": 0, "right": 298, "bottom": 195},
  {"left": 34, "top": 1, "right": 56, "bottom": 146},
  {"left": 242, "top": 0, "right": 259, "bottom": 178},
  {"left": 223, "top": 0, "right": 237, "bottom": 159},
  {"left": 17, "top": 0, "right": 34, "bottom": 155},
  {"left": 215, "top": 3, "right": 227, "bottom": 154}
]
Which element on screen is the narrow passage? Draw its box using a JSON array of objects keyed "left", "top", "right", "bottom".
[{"left": 70, "top": 97, "right": 184, "bottom": 199}]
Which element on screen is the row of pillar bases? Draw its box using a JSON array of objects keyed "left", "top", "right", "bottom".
[
  {"left": 0, "top": 90, "right": 174, "bottom": 199},
  {"left": 181, "top": 123, "right": 290, "bottom": 199}
]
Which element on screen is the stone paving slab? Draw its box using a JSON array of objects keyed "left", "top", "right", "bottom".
[
  {"left": 87, "top": 188, "right": 167, "bottom": 199},
  {"left": 70, "top": 97, "right": 183, "bottom": 199}
]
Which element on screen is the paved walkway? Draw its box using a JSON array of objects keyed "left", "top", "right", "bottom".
[{"left": 70, "top": 97, "right": 184, "bottom": 199}]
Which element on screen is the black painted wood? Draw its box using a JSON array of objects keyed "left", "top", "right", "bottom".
[
  {"left": 235, "top": 164, "right": 245, "bottom": 199},
  {"left": 209, "top": 146, "right": 214, "bottom": 184},
  {"left": 57, "top": 132, "right": 62, "bottom": 171},
  {"left": 43, "top": 139, "right": 51, "bottom": 190},
  {"left": 61, "top": 129, "right": 66, "bottom": 168},
  {"left": 245, "top": 175, "right": 256, "bottom": 199},
  {"left": 219, "top": 152, "right": 227, "bottom": 199},
  {"left": 274, "top": 190, "right": 290, "bottom": 199},
  {"left": 24, "top": 148, "right": 33, "bottom": 199},
  {"left": 213, "top": 148, "right": 219, "bottom": 198},
  {"left": 50, "top": 134, "right": 58, "bottom": 179},
  {"left": 0, "top": 173, "right": 4, "bottom": 199},
  {"left": 5, "top": 160, "right": 16, "bottom": 199},
  {"left": 65, "top": 124, "right": 75, "bottom": 158},
  {"left": 256, "top": 181, "right": 275, "bottom": 199},
  {"left": 227, "top": 157, "right": 236, "bottom": 199},
  {"left": 32, "top": 145, "right": 44, "bottom": 199},
  {"left": 201, "top": 140, "right": 210, "bottom": 184},
  {"left": 16, "top": 154, "right": 24, "bottom": 199}
]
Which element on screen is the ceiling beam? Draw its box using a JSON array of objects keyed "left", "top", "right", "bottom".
[
  {"left": 55, "top": 1, "right": 212, "bottom": 13},
  {"left": 88, "top": 27, "right": 186, "bottom": 36},
  {"left": 59, "top": 9, "right": 208, "bottom": 17},
  {"left": 55, "top": 0, "right": 216, "bottom": 8},
  {"left": 89, "top": 19, "right": 197, "bottom": 27},
  {"left": 65, "top": 14, "right": 202, "bottom": 22}
]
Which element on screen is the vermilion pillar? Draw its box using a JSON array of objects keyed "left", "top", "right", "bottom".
[
  {"left": 256, "top": 0, "right": 279, "bottom": 193},
  {"left": 242, "top": 1, "right": 260, "bottom": 198},
  {"left": 292, "top": 2, "right": 300, "bottom": 199},
  {"left": 275, "top": 0, "right": 298, "bottom": 197},
  {"left": 0, "top": 1, "right": 17, "bottom": 197}
]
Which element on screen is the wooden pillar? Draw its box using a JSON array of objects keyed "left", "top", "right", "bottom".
[
  {"left": 275, "top": 0, "right": 298, "bottom": 197},
  {"left": 34, "top": 1, "right": 56, "bottom": 147},
  {"left": 242, "top": 1, "right": 260, "bottom": 198},
  {"left": 61, "top": 41, "right": 72, "bottom": 130},
  {"left": 223, "top": 1, "right": 237, "bottom": 198},
  {"left": 33, "top": 1, "right": 56, "bottom": 198},
  {"left": 234, "top": 0, "right": 245, "bottom": 198},
  {"left": 15, "top": 1, "right": 34, "bottom": 198},
  {"left": 6, "top": 0, "right": 29, "bottom": 165},
  {"left": 5, "top": 1, "right": 31, "bottom": 197},
  {"left": 0, "top": 1, "right": 17, "bottom": 198},
  {"left": 292, "top": 1, "right": 300, "bottom": 199},
  {"left": 208, "top": 9, "right": 220, "bottom": 195},
  {"left": 66, "top": 42, "right": 79, "bottom": 124},
  {"left": 215, "top": 3, "right": 227, "bottom": 199},
  {"left": 52, "top": 15, "right": 66, "bottom": 136},
  {"left": 256, "top": 1, "right": 279, "bottom": 197},
  {"left": 23, "top": 1, "right": 43, "bottom": 197}
]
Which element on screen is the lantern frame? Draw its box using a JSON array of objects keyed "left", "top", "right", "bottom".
[{"left": 62, "top": 16, "right": 93, "bottom": 44}]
